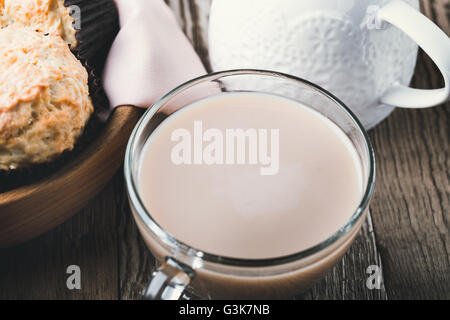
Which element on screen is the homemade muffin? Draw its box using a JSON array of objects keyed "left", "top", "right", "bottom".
[
  {"left": 0, "top": 0, "right": 77, "bottom": 47},
  {"left": 0, "top": 28, "right": 93, "bottom": 171},
  {"left": 0, "top": 0, "right": 119, "bottom": 64},
  {"left": 0, "top": 1, "right": 4, "bottom": 27}
]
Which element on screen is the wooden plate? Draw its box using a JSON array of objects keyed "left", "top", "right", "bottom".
[{"left": 0, "top": 106, "right": 142, "bottom": 248}]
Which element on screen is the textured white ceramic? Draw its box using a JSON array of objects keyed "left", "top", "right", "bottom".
[{"left": 209, "top": 0, "right": 450, "bottom": 129}]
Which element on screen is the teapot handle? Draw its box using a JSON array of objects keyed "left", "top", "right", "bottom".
[{"left": 377, "top": 0, "right": 450, "bottom": 109}]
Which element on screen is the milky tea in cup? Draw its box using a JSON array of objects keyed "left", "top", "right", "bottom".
[{"left": 126, "top": 71, "right": 374, "bottom": 299}]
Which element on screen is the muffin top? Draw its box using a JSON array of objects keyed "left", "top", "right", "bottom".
[
  {"left": 0, "top": 27, "right": 93, "bottom": 170},
  {"left": 0, "top": 0, "right": 77, "bottom": 48}
]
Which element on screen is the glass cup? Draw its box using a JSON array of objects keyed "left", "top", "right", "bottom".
[{"left": 124, "top": 69, "right": 376, "bottom": 300}]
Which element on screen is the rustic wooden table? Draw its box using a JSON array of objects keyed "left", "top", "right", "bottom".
[{"left": 0, "top": 0, "right": 448, "bottom": 300}]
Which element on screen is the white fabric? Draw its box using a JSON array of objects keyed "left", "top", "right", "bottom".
[{"left": 102, "top": 0, "right": 206, "bottom": 108}]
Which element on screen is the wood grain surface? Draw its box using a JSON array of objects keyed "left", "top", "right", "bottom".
[
  {"left": 0, "top": 0, "right": 448, "bottom": 300},
  {"left": 0, "top": 106, "right": 142, "bottom": 248}
]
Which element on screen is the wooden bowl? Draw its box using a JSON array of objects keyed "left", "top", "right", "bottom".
[{"left": 0, "top": 106, "right": 142, "bottom": 248}]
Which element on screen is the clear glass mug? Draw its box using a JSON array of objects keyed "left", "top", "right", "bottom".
[{"left": 124, "top": 70, "right": 376, "bottom": 300}]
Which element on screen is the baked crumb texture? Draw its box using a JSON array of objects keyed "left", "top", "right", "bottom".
[
  {"left": 0, "top": 28, "right": 93, "bottom": 170},
  {"left": 0, "top": 0, "right": 77, "bottom": 47},
  {"left": 0, "top": 0, "right": 4, "bottom": 28}
]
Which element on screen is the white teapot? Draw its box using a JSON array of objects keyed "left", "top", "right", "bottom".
[{"left": 209, "top": 0, "right": 450, "bottom": 128}]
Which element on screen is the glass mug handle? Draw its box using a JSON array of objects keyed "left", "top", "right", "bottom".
[
  {"left": 376, "top": 0, "right": 450, "bottom": 108},
  {"left": 142, "top": 257, "right": 195, "bottom": 300}
]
